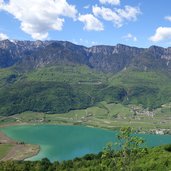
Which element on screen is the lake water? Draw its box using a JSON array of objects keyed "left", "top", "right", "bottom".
[{"left": 1, "top": 125, "right": 171, "bottom": 162}]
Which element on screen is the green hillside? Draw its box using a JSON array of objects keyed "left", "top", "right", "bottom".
[
  {"left": 109, "top": 68, "right": 171, "bottom": 109},
  {"left": 0, "top": 65, "right": 171, "bottom": 116},
  {"left": 0, "top": 65, "right": 125, "bottom": 115}
]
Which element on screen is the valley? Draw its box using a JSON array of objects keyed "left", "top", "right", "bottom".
[
  {"left": 1, "top": 0, "right": 171, "bottom": 169},
  {"left": 0, "top": 57, "right": 171, "bottom": 134},
  {"left": 0, "top": 40, "right": 171, "bottom": 169},
  {"left": 1, "top": 101, "right": 171, "bottom": 134}
]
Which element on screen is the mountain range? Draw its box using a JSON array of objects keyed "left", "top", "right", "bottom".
[
  {"left": 0, "top": 39, "right": 171, "bottom": 116},
  {"left": 1, "top": 39, "right": 171, "bottom": 73}
]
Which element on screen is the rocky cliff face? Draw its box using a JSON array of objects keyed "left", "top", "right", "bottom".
[
  {"left": 88, "top": 44, "right": 143, "bottom": 72},
  {"left": 0, "top": 39, "right": 171, "bottom": 72}
]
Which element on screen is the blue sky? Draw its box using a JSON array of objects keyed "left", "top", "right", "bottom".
[{"left": 0, "top": 0, "right": 171, "bottom": 47}]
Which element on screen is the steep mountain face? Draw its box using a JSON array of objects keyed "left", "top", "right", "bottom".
[
  {"left": 88, "top": 44, "right": 143, "bottom": 72},
  {"left": 19, "top": 41, "right": 90, "bottom": 69},
  {"left": 0, "top": 40, "right": 50, "bottom": 68},
  {"left": 0, "top": 39, "right": 171, "bottom": 72}
]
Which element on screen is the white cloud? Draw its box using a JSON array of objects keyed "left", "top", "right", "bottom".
[
  {"left": 0, "top": 0, "right": 77, "bottom": 40},
  {"left": 165, "top": 16, "right": 171, "bottom": 22},
  {"left": 150, "top": 27, "right": 171, "bottom": 42},
  {"left": 93, "top": 5, "right": 141, "bottom": 28},
  {"left": 78, "top": 14, "right": 104, "bottom": 31},
  {"left": 116, "top": 5, "right": 141, "bottom": 21},
  {"left": 83, "top": 5, "right": 90, "bottom": 9},
  {"left": 123, "top": 33, "right": 137, "bottom": 41},
  {"left": 93, "top": 5, "right": 122, "bottom": 27},
  {"left": 0, "top": 33, "right": 9, "bottom": 40},
  {"left": 99, "top": 0, "right": 120, "bottom": 5}
]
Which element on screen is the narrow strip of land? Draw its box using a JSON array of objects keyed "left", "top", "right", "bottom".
[{"left": 0, "top": 131, "right": 40, "bottom": 161}]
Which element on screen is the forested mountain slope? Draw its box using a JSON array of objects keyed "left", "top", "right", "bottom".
[{"left": 0, "top": 40, "right": 171, "bottom": 116}]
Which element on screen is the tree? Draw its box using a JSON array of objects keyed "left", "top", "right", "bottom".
[{"left": 102, "top": 127, "right": 147, "bottom": 171}]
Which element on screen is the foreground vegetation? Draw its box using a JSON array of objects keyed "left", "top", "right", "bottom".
[{"left": 0, "top": 128, "right": 170, "bottom": 171}]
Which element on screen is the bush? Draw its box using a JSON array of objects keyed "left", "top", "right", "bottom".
[{"left": 164, "top": 144, "right": 171, "bottom": 152}]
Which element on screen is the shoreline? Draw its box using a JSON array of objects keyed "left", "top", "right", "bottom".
[
  {"left": 0, "top": 122, "right": 171, "bottom": 162},
  {"left": 0, "top": 130, "right": 40, "bottom": 161},
  {"left": 0, "top": 120, "right": 171, "bottom": 135}
]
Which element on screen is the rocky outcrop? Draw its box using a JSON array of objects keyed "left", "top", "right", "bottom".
[{"left": 0, "top": 39, "right": 171, "bottom": 72}]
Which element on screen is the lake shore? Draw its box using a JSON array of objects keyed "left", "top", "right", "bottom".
[
  {"left": 0, "top": 118, "right": 171, "bottom": 135},
  {"left": 0, "top": 131, "right": 40, "bottom": 161},
  {"left": 1, "top": 124, "right": 171, "bottom": 162}
]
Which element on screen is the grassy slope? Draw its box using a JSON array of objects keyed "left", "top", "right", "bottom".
[
  {"left": 0, "top": 65, "right": 126, "bottom": 116},
  {"left": 109, "top": 68, "right": 171, "bottom": 109},
  {"left": 26, "top": 65, "right": 107, "bottom": 84},
  {"left": 2, "top": 100, "right": 170, "bottom": 132},
  {"left": 0, "top": 65, "right": 171, "bottom": 117},
  {"left": 0, "top": 144, "right": 13, "bottom": 159}
]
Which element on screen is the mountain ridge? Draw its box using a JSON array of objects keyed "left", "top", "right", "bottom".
[{"left": 1, "top": 39, "right": 171, "bottom": 73}]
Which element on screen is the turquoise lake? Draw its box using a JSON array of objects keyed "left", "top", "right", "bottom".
[{"left": 1, "top": 125, "right": 171, "bottom": 162}]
